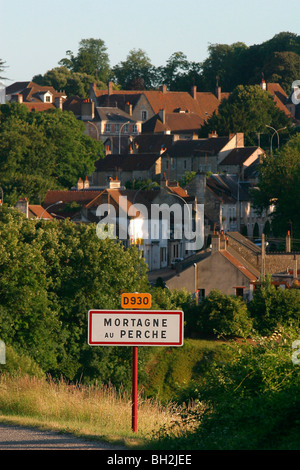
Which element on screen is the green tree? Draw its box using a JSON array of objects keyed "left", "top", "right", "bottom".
[
  {"left": 199, "top": 84, "right": 292, "bottom": 145},
  {"left": 196, "top": 289, "right": 253, "bottom": 338},
  {"left": 0, "top": 103, "right": 104, "bottom": 204},
  {"left": 0, "top": 208, "right": 150, "bottom": 381},
  {"left": 112, "top": 48, "right": 156, "bottom": 90},
  {"left": 33, "top": 66, "right": 107, "bottom": 99},
  {"left": 59, "top": 38, "right": 110, "bottom": 82},
  {"left": 252, "top": 133, "right": 300, "bottom": 239},
  {"left": 248, "top": 276, "right": 300, "bottom": 335}
]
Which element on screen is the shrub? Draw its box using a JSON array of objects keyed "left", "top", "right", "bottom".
[
  {"left": 248, "top": 276, "right": 300, "bottom": 335},
  {"left": 197, "top": 290, "right": 253, "bottom": 338}
]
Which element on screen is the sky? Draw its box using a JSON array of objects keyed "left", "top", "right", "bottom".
[{"left": 0, "top": 0, "right": 299, "bottom": 84}]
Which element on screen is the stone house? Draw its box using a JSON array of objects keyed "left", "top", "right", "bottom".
[
  {"left": 161, "top": 132, "right": 246, "bottom": 181},
  {"left": 91, "top": 153, "right": 162, "bottom": 188}
]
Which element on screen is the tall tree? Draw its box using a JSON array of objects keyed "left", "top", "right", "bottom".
[
  {"left": 59, "top": 38, "right": 110, "bottom": 82},
  {"left": 199, "top": 84, "right": 292, "bottom": 146},
  {"left": 112, "top": 48, "right": 156, "bottom": 90}
]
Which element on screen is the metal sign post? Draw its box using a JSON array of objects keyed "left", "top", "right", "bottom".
[
  {"left": 132, "top": 345, "right": 138, "bottom": 433},
  {"left": 88, "top": 296, "right": 184, "bottom": 433}
]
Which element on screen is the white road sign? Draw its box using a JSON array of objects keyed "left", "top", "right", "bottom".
[{"left": 88, "top": 310, "right": 184, "bottom": 346}]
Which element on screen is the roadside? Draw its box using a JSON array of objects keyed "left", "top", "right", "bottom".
[{"left": 0, "top": 423, "right": 127, "bottom": 450}]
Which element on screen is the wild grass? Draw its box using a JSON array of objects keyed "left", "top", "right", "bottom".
[{"left": 0, "top": 373, "right": 201, "bottom": 448}]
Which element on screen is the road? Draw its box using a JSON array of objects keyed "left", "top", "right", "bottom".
[{"left": 0, "top": 423, "right": 126, "bottom": 450}]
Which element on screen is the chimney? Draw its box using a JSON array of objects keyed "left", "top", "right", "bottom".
[
  {"left": 159, "top": 84, "right": 167, "bottom": 94},
  {"left": 125, "top": 101, "right": 132, "bottom": 116},
  {"left": 81, "top": 99, "right": 95, "bottom": 121},
  {"left": 108, "top": 81, "right": 114, "bottom": 95},
  {"left": 260, "top": 79, "right": 267, "bottom": 90},
  {"left": 211, "top": 232, "right": 220, "bottom": 252},
  {"left": 215, "top": 86, "right": 222, "bottom": 101},
  {"left": 286, "top": 230, "right": 291, "bottom": 252},
  {"left": 191, "top": 86, "right": 197, "bottom": 99},
  {"left": 160, "top": 173, "right": 168, "bottom": 189},
  {"left": 15, "top": 198, "right": 29, "bottom": 218},
  {"left": 83, "top": 176, "right": 90, "bottom": 189},
  {"left": 54, "top": 96, "right": 63, "bottom": 110},
  {"left": 77, "top": 177, "right": 83, "bottom": 190},
  {"left": 158, "top": 109, "right": 166, "bottom": 124}
]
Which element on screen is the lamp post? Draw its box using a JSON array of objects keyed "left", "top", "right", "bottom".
[
  {"left": 39, "top": 201, "right": 63, "bottom": 219},
  {"left": 119, "top": 121, "right": 130, "bottom": 154},
  {"left": 265, "top": 125, "right": 287, "bottom": 154},
  {"left": 88, "top": 121, "right": 99, "bottom": 141}
]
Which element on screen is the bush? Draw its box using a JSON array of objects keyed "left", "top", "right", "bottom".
[
  {"left": 197, "top": 290, "right": 253, "bottom": 338},
  {"left": 248, "top": 276, "right": 300, "bottom": 335}
]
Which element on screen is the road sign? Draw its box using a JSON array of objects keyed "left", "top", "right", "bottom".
[
  {"left": 88, "top": 310, "right": 184, "bottom": 347},
  {"left": 121, "top": 292, "right": 151, "bottom": 309}
]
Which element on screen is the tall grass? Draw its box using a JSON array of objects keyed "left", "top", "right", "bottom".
[{"left": 0, "top": 373, "right": 201, "bottom": 447}]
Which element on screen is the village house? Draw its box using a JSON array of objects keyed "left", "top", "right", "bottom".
[
  {"left": 44, "top": 176, "right": 201, "bottom": 271},
  {"left": 15, "top": 198, "right": 53, "bottom": 220},
  {"left": 91, "top": 152, "right": 162, "bottom": 188},
  {"left": 160, "top": 132, "right": 258, "bottom": 180},
  {"left": 5, "top": 81, "right": 66, "bottom": 111},
  {"left": 164, "top": 230, "right": 300, "bottom": 300},
  {"left": 89, "top": 81, "right": 228, "bottom": 129},
  {"left": 186, "top": 171, "right": 272, "bottom": 241}
]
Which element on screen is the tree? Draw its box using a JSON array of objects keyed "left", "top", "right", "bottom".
[
  {"left": 248, "top": 275, "right": 300, "bottom": 334},
  {"left": 252, "top": 133, "right": 300, "bottom": 239},
  {"left": 33, "top": 66, "right": 107, "bottom": 99},
  {"left": 0, "top": 103, "right": 105, "bottom": 204},
  {"left": 157, "top": 51, "right": 203, "bottom": 91},
  {"left": 196, "top": 289, "right": 253, "bottom": 338},
  {"left": 199, "top": 84, "right": 292, "bottom": 145},
  {"left": 59, "top": 38, "right": 110, "bottom": 82},
  {"left": 0, "top": 207, "right": 150, "bottom": 381},
  {"left": 0, "top": 58, "right": 7, "bottom": 80},
  {"left": 200, "top": 42, "right": 248, "bottom": 92},
  {"left": 112, "top": 48, "right": 156, "bottom": 90}
]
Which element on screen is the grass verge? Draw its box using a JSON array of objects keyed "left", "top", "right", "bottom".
[{"left": 0, "top": 373, "right": 201, "bottom": 449}]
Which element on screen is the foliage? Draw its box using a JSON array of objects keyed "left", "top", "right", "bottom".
[
  {"left": 196, "top": 289, "right": 253, "bottom": 338},
  {"left": 148, "top": 327, "right": 300, "bottom": 450},
  {"left": 248, "top": 276, "right": 300, "bottom": 335},
  {"left": 199, "top": 84, "right": 292, "bottom": 145},
  {"left": 0, "top": 103, "right": 104, "bottom": 204},
  {"left": 0, "top": 208, "right": 149, "bottom": 381},
  {"left": 33, "top": 66, "right": 107, "bottom": 99},
  {"left": 252, "top": 132, "right": 300, "bottom": 239},
  {"left": 112, "top": 48, "right": 157, "bottom": 90},
  {"left": 0, "top": 344, "right": 45, "bottom": 378},
  {"left": 59, "top": 38, "right": 110, "bottom": 82}
]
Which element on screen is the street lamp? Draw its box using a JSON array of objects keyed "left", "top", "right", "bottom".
[
  {"left": 119, "top": 121, "right": 130, "bottom": 154},
  {"left": 39, "top": 201, "right": 63, "bottom": 219},
  {"left": 265, "top": 125, "right": 287, "bottom": 154},
  {"left": 88, "top": 121, "right": 99, "bottom": 140}
]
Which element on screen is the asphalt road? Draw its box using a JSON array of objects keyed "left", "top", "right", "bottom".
[{"left": 0, "top": 423, "right": 126, "bottom": 450}]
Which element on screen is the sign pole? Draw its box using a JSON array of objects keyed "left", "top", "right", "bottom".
[{"left": 132, "top": 346, "right": 138, "bottom": 433}]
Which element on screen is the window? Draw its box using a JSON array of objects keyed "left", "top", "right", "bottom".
[
  {"left": 132, "top": 124, "right": 138, "bottom": 133},
  {"left": 141, "top": 110, "right": 147, "bottom": 121},
  {"left": 114, "top": 124, "right": 120, "bottom": 133},
  {"left": 123, "top": 124, "right": 129, "bottom": 133},
  {"left": 105, "top": 123, "right": 111, "bottom": 132}
]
